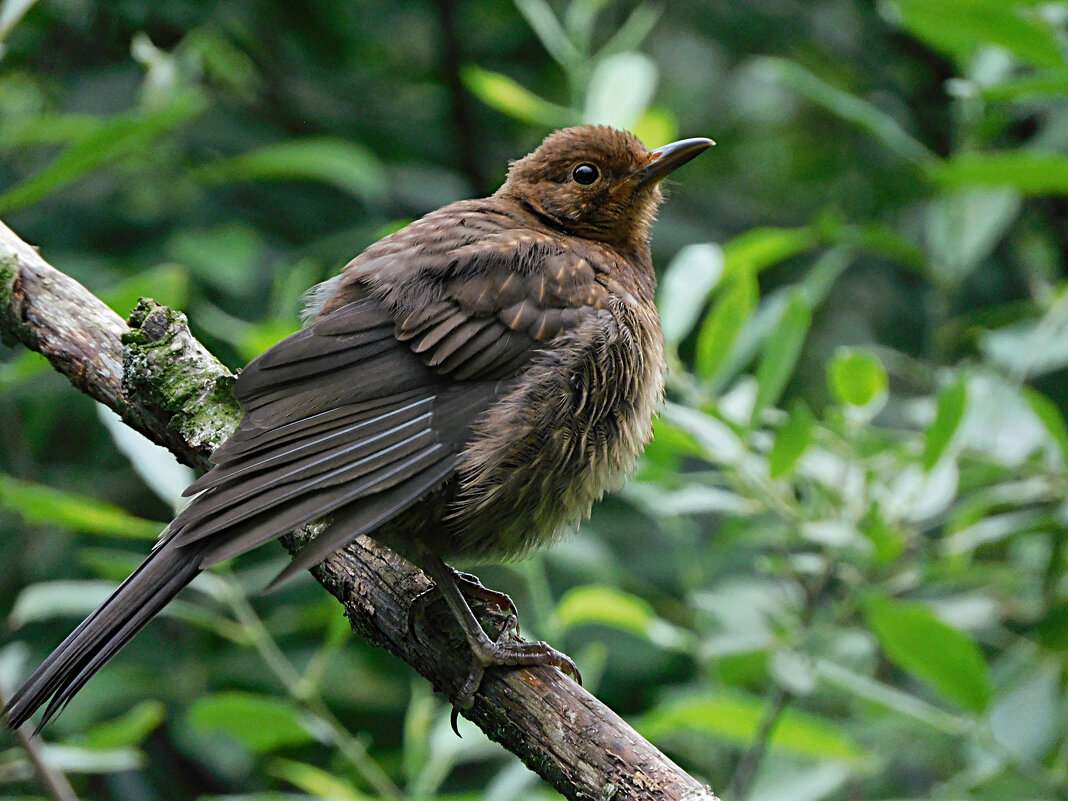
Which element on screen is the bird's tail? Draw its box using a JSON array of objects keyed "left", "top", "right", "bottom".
[{"left": 3, "top": 535, "right": 203, "bottom": 731}]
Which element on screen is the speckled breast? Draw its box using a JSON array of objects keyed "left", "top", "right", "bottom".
[{"left": 447, "top": 293, "right": 665, "bottom": 561}]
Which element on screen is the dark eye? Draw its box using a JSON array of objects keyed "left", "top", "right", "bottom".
[{"left": 572, "top": 163, "right": 599, "bottom": 185}]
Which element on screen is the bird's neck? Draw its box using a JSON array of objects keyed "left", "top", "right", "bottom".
[
  {"left": 494, "top": 193, "right": 658, "bottom": 303},
  {"left": 606, "top": 237, "right": 658, "bottom": 304}
]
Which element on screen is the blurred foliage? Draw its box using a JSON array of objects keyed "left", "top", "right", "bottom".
[{"left": 1, "top": 1, "right": 1068, "bottom": 800}]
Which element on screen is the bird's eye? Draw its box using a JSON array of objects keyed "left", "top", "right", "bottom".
[{"left": 572, "top": 163, "right": 599, "bottom": 185}]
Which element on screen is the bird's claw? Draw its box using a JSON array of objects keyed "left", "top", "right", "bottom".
[{"left": 448, "top": 623, "right": 582, "bottom": 733}]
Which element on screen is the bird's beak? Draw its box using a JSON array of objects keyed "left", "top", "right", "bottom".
[{"left": 634, "top": 137, "right": 715, "bottom": 187}]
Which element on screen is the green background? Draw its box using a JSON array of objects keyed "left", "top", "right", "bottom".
[{"left": 1, "top": 1, "right": 1067, "bottom": 799}]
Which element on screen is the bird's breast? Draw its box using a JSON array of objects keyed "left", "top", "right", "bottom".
[{"left": 446, "top": 296, "right": 665, "bottom": 560}]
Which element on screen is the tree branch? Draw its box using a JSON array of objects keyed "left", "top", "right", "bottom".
[{"left": 0, "top": 219, "right": 716, "bottom": 801}]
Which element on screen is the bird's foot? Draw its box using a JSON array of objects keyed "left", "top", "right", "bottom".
[
  {"left": 454, "top": 631, "right": 582, "bottom": 710},
  {"left": 449, "top": 622, "right": 581, "bottom": 735},
  {"left": 417, "top": 556, "right": 581, "bottom": 735}
]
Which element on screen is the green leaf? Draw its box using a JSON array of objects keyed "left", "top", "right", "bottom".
[
  {"left": 931, "top": 151, "right": 1068, "bottom": 194},
  {"left": 695, "top": 272, "right": 757, "bottom": 382},
  {"left": 863, "top": 506, "right": 907, "bottom": 564},
  {"left": 186, "top": 692, "right": 314, "bottom": 753},
  {"left": 827, "top": 348, "right": 888, "bottom": 407},
  {"left": 798, "top": 247, "right": 855, "bottom": 308},
  {"left": 35, "top": 745, "right": 143, "bottom": 774},
  {"left": 754, "top": 289, "right": 811, "bottom": 415},
  {"left": 0, "top": 111, "right": 101, "bottom": 149},
  {"left": 760, "top": 57, "right": 935, "bottom": 164},
  {"left": 631, "top": 106, "right": 679, "bottom": 154},
  {"left": 583, "top": 52, "right": 658, "bottom": 130},
  {"left": 769, "top": 400, "right": 815, "bottom": 478},
  {"left": 98, "top": 407, "right": 195, "bottom": 509},
  {"left": 816, "top": 659, "right": 966, "bottom": 734},
  {"left": 552, "top": 585, "right": 692, "bottom": 651},
  {"left": 1023, "top": 387, "right": 1068, "bottom": 467},
  {"left": 988, "top": 658, "right": 1060, "bottom": 761},
  {"left": 1036, "top": 598, "right": 1068, "bottom": 651},
  {"left": 863, "top": 595, "right": 992, "bottom": 713},
  {"left": 101, "top": 263, "right": 191, "bottom": 317},
  {"left": 0, "top": 473, "right": 163, "bottom": 540},
  {"left": 638, "top": 690, "right": 867, "bottom": 761},
  {"left": 165, "top": 222, "right": 263, "bottom": 294},
  {"left": 981, "top": 295, "right": 1068, "bottom": 377},
  {"left": 9, "top": 580, "right": 116, "bottom": 627},
  {"left": 0, "top": 91, "right": 207, "bottom": 213},
  {"left": 195, "top": 137, "right": 388, "bottom": 203},
  {"left": 461, "top": 65, "right": 576, "bottom": 127},
  {"left": 269, "top": 758, "right": 371, "bottom": 800},
  {"left": 922, "top": 381, "right": 968, "bottom": 470},
  {"left": 0, "top": 350, "right": 50, "bottom": 391},
  {"left": 924, "top": 191, "right": 1020, "bottom": 287},
  {"left": 514, "top": 0, "right": 582, "bottom": 69},
  {"left": 982, "top": 70, "right": 1068, "bottom": 102},
  {"left": 713, "top": 250, "right": 852, "bottom": 389},
  {"left": 723, "top": 226, "right": 820, "bottom": 277},
  {"left": 892, "top": 0, "right": 1064, "bottom": 69},
  {"left": 839, "top": 220, "right": 927, "bottom": 272},
  {"left": 640, "top": 415, "right": 704, "bottom": 471},
  {"left": 658, "top": 243, "right": 725, "bottom": 346},
  {"left": 77, "top": 701, "right": 167, "bottom": 749},
  {"left": 595, "top": 3, "right": 663, "bottom": 60},
  {"left": 0, "top": 0, "right": 44, "bottom": 50},
  {"left": 661, "top": 402, "right": 747, "bottom": 465},
  {"left": 625, "top": 481, "right": 755, "bottom": 517}
]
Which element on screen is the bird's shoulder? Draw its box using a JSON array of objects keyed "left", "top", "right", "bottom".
[
  {"left": 351, "top": 198, "right": 620, "bottom": 301},
  {"left": 315, "top": 198, "right": 629, "bottom": 380}
]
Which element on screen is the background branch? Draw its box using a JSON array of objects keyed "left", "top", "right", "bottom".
[
  {"left": 0, "top": 219, "right": 715, "bottom": 801},
  {"left": 0, "top": 684, "right": 80, "bottom": 801}
]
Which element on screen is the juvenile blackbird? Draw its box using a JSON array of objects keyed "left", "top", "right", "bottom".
[{"left": 5, "top": 125, "right": 712, "bottom": 728}]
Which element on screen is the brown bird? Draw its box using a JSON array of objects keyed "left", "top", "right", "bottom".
[{"left": 4, "top": 125, "right": 712, "bottom": 729}]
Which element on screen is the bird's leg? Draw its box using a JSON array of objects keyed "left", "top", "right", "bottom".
[
  {"left": 407, "top": 567, "right": 519, "bottom": 640},
  {"left": 452, "top": 570, "right": 521, "bottom": 628},
  {"left": 421, "top": 555, "right": 581, "bottom": 711}
]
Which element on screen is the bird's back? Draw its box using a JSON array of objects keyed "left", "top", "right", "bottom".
[{"left": 313, "top": 196, "right": 667, "bottom": 561}]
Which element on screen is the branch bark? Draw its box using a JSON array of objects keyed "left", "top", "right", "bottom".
[{"left": 0, "top": 219, "right": 717, "bottom": 801}]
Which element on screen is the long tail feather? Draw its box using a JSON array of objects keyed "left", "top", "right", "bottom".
[{"left": 3, "top": 536, "right": 204, "bottom": 731}]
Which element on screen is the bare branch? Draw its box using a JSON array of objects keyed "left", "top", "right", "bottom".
[{"left": 0, "top": 218, "right": 716, "bottom": 801}]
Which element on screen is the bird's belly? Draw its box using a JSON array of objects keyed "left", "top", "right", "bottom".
[{"left": 445, "top": 306, "right": 665, "bottom": 561}]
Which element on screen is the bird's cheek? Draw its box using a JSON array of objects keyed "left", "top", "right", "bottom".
[{"left": 539, "top": 190, "right": 579, "bottom": 224}]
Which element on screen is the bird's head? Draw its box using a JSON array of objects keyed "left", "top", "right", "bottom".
[{"left": 499, "top": 125, "right": 713, "bottom": 245}]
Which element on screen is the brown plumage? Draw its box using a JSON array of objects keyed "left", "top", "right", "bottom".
[{"left": 4, "top": 125, "right": 712, "bottom": 728}]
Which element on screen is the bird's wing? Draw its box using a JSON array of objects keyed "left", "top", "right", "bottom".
[
  {"left": 171, "top": 295, "right": 492, "bottom": 573},
  {"left": 386, "top": 241, "right": 608, "bottom": 380},
  {"left": 347, "top": 206, "right": 612, "bottom": 379},
  {"left": 369, "top": 231, "right": 610, "bottom": 382},
  {"left": 169, "top": 233, "right": 607, "bottom": 580}
]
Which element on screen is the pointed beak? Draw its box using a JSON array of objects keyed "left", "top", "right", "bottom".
[{"left": 633, "top": 137, "right": 715, "bottom": 187}]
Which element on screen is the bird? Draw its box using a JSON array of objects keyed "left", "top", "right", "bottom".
[{"left": 4, "top": 124, "right": 713, "bottom": 730}]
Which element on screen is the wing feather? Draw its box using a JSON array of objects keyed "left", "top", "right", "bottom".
[
  {"left": 187, "top": 395, "right": 434, "bottom": 493},
  {"left": 175, "top": 218, "right": 609, "bottom": 579},
  {"left": 199, "top": 445, "right": 455, "bottom": 567}
]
